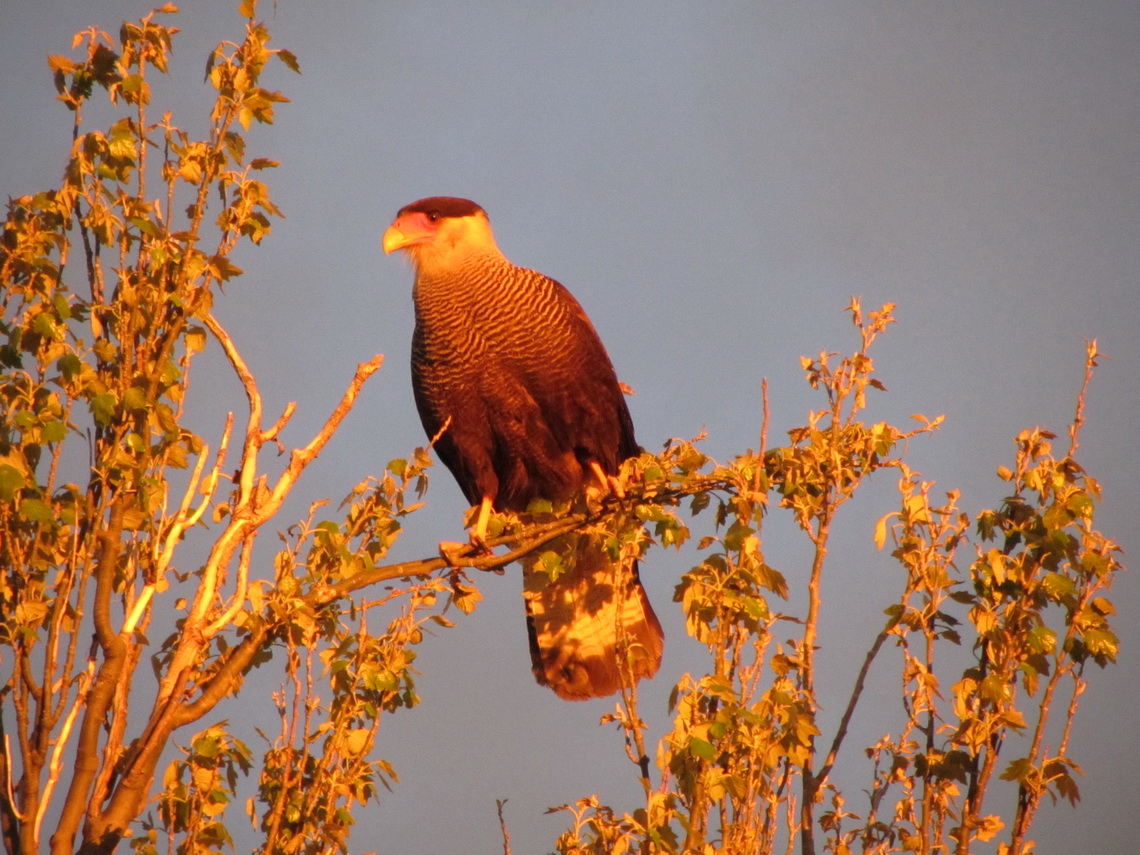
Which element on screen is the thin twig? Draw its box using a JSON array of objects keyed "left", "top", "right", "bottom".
[
  {"left": 761, "top": 377, "right": 770, "bottom": 454},
  {"left": 497, "top": 799, "right": 512, "bottom": 855},
  {"left": 1067, "top": 339, "right": 1099, "bottom": 457},
  {"left": 815, "top": 629, "right": 891, "bottom": 786}
]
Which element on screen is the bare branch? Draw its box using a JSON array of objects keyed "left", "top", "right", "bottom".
[
  {"left": 203, "top": 534, "right": 255, "bottom": 638},
  {"left": 260, "top": 355, "right": 385, "bottom": 520},
  {"left": 34, "top": 663, "right": 93, "bottom": 847},
  {"left": 497, "top": 799, "right": 513, "bottom": 855},
  {"left": 1067, "top": 339, "right": 1100, "bottom": 457},
  {"left": 261, "top": 401, "right": 296, "bottom": 445},
  {"left": 815, "top": 629, "right": 892, "bottom": 788}
]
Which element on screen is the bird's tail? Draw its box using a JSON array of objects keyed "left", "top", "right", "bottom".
[{"left": 522, "top": 532, "right": 663, "bottom": 701}]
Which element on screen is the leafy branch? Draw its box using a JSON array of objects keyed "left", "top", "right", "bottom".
[{"left": 545, "top": 309, "right": 1120, "bottom": 855}]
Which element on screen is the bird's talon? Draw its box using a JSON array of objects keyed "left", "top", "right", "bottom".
[{"left": 439, "top": 540, "right": 473, "bottom": 567}]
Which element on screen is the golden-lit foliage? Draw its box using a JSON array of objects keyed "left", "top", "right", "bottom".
[{"left": 544, "top": 321, "right": 1118, "bottom": 855}]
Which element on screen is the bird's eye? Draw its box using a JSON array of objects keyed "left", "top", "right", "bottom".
[{"left": 427, "top": 211, "right": 441, "bottom": 223}]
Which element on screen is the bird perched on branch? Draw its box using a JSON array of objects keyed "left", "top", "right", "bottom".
[{"left": 382, "top": 196, "right": 663, "bottom": 700}]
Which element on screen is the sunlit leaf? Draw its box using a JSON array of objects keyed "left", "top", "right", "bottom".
[
  {"left": 689, "top": 737, "right": 717, "bottom": 761},
  {"left": 874, "top": 512, "right": 891, "bottom": 550},
  {"left": 276, "top": 49, "right": 300, "bottom": 73},
  {"left": 0, "top": 465, "right": 27, "bottom": 500},
  {"left": 90, "top": 393, "right": 116, "bottom": 426},
  {"left": 18, "top": 498, "right": 53, "bottom": 522}
]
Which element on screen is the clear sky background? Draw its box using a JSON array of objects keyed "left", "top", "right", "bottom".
[{"left": 3, "top": 2, "right": 1138, "bottom": 852}]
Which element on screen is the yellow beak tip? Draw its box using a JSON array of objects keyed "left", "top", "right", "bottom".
[{"left": 381, "top": 228, "right": 405, "bottom": 254}]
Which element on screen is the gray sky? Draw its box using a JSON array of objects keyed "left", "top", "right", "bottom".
[{"left": 3, "top": 1, "right": 1138, "bottom": 852}]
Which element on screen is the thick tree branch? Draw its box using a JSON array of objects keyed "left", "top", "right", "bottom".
[{"left": 49, "top": 498, "right": 128, "bottom": 855}]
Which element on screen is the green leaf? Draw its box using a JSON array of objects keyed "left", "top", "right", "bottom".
[
  {"left": 121, "top": 507, "right": 146, "bottom": 530},
  {"left": 979, "top": 673, "right": 1009, "bottom": 704},
  {"left": 90, "top": 393, "right": 116, "bottom": 426},
  {"left": 15, "top": 600, "right": 50, "bottom": 626},
  {"left": 52, "top": 291, "right": 73, "bottom": 320},
  {"left": 343, "top": 728, "right": 371, "bottom": 756},
  {"left": 723, "top": 521, "right": 753, "bottom": 552},
  {"left": 0, "top": 465, "right": 27, "bottom": 501},
  {"left": 1027, "top": 625, "right": 1056, "bottom": 654},
  {"left": 19, "top": 498, "right": 53, "bottom": 522},
  {"left": 93, "top": 339, "right": 117, "bottom": 362},
  {"left": 185, "top": 326, "right": 207, "bottom": 355},
  {"left": 688, "top": 737, "right": 717, "bottom": 761},
  {"left": 1082, "top": 627, "right": 1118, "bottom": 662},
  {"left": 41, "top": 420, "right": 67, "bottom": 443},
  {"left": 32, "top": 312, "right": 61, "bottom": 340},
  {"left": 120, "top": 74, "right": 145, "bottom": 95},
  {"left": 57, "top": 352, "right": 83, "bottom": 381},
  {"left": 130, "top": 217, "right": 158, "bottom": 237},
  {"left": 523, "top": 552, "right": 564, "bottom": 589},
  {"left": 192, "top": 732, "right": 223, "bottom": 759},
  {"left": 121, "top": 386, "right": 148, "bottom": 413},
  {"left": 1000, "top": 757, "right": 1033, "bottom": 783},
  {"left": 1065, "top": 490, "right": 1095, "bottom": 519},
  {"left": 1041, "top": 572, "right": 1076, "bottom": 600}
]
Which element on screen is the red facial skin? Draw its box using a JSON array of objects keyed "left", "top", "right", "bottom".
[{"left": 382, "top": 211, "right": 439, "bottom": 253}]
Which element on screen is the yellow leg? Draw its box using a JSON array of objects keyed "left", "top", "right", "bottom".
[
  {"left": 438, "top": 496, "right": 494, "bottom": 566},
  {"left": 470, "top": 495, "right": 493, "bottom": 545},
  {"left": 589, "top": 460, "right": 624, "bottom": 499}
]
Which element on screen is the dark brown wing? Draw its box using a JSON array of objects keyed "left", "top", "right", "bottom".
[{"left": 411, "top": 266, "right": 636, "bottom": 511}]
